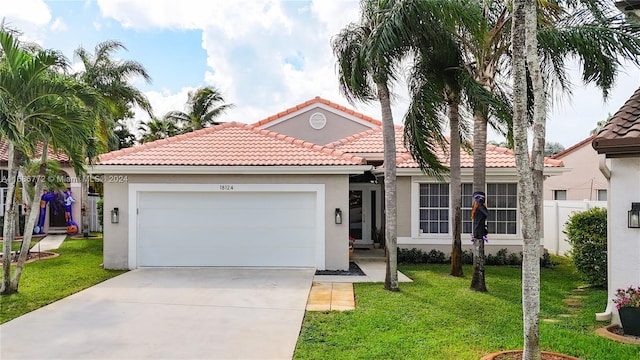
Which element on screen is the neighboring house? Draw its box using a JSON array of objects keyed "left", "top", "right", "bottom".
[
  {"left": 542, "top": 135, "right": 607, "bottom": 255},
  {"left": 0, "top": 142, "right": 83, "bottom": 234},
  {"left": 592, "top": 86, "right": 640, "bottom": 326},
  {"left": 544, "top": 135, "right": 609, "bottom": 201},
  {"left": 93, "top": 97, "right": 564, "bottom": 271}
]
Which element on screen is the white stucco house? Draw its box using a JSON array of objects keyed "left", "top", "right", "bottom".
[
  {"left": 592, "top": 86, "right": 640, "bottom": 325},
  {"left": 91, "top": 97, "right": 564, "bottom": 271}
]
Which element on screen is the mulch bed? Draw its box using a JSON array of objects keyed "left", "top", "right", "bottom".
[
  {"left": 483, "top": 351, "right": 579, "bottom": 360},
  {"left": 315, "top": 261, "right": 366, "bottom": 276},
  {"left": 0, "top": 251, "right": 59, "bottom": 264}
]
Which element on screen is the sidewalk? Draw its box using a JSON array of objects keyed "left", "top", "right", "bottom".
[{"left": 29, "top": 234, "right": 67, "bottom": 252}]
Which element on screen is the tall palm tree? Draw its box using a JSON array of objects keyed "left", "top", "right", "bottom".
[
  {"left": 332, "top": 0, "right": 405, "bottom": 291},
  {"left": 137, "top": 117, "right": 180, "bottom": 143},
  {"left": 371, "top": 0, "right": 510, "bottom": 277},
  {"left": 74, "top": 40, "right": 152, "bottom": 237},
  {"left": 163, "top": 86, "right": 233, "bottom": 132},
  {"left": 0, "top": 30, "right": 97, "bottom": 294}
]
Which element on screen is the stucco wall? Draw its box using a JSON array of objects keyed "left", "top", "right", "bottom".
[
  {"left": 606, "top": 157, "right": 640, "bottom": 324},
  {"left": 102, "top": 173, "right": 350, "bottom": 270},
  {"left": 544, "top": 144, "right": 608, "bottom": 201},
  {"left": 263, "top": 108, "right": 373, "bottom": 145},
  {"left": 396, "top": 176, "right": 412, "bottom": 238}
]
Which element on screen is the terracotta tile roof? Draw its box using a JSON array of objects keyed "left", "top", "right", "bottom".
[
  {"left": 592, "top": 87, "right": 640, "bottom": 156},
  {"left": 0, "top": 141, "right": 71, "bottom": 164},
  {"left": 552, "top": 135, "right": 596, "bottom": 159},
  {"left": 252, "top": 96, "right": 382, "bottom": 127},
  {"left": 97, "top": 122, "right": 366, "bottom": 166},
  {"left": 326, "top": 125, "right": 406, "bottom": 153},
  {"left": 328, "top": 126, "right": 563, "bottom": 168}
]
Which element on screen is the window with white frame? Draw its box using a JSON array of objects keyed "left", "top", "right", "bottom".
[
  {"left": 597, "top": 189, "right": 607, "bottom": 201},
  {"left": 553, "top": 190, "right": 567, "bottom": 200},
  {"left": 461, "top": 183, "right": 517, "bottom": 235},
  {"left": 419, "top": 183, "right": 449, "bottom": 234}
]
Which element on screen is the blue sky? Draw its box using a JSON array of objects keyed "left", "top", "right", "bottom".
[{"left": 2, "top": 0, "right": 640, "bottom": 148}]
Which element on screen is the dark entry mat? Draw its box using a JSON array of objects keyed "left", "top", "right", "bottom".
[{"left": 315, "top": 261, "right": 366, "bottom": 276}]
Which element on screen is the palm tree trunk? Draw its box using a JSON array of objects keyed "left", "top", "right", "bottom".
[
  {"left": 11, "top": 140, "right": 49, "bottom": 291},
  {"left": 522, "top": 0, "right": 542, "bottom": 358},
  {"left": 470, "top": 109, "right": 487, "bottom": 292},
  {"left": 448, "top": 91, "right": 463, "bottom": 277},
  {"left": 1, "top": 144, "right": 22, "bottom": 295},
  {"left": 377, "top": 80, "right": 399, "bottom": 292}
]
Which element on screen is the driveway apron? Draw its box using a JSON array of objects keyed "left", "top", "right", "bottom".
[{"left": 1, "top": 268, "right": 314, "bottom": 360}]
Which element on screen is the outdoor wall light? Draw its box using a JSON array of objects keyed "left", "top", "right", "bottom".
[
  {"left": 111, "top": 208, "right": 119, "bottom": 224},
  {"left": 335, "top": 208, "right": 343, "bottom": 224},
  {"left": 629, "top": 203, "right": 640, "bottom": 229}
]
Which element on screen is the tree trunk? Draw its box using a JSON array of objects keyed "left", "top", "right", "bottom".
[
  {"left": 448, "top": 91, "right": 463, "bottom": 277},
  {"left": 524, "top": 0, "right": 544, "bottom": 357},
  {"left": 377, "top": 80, "right": 398, "bottom": 292},
  {"left": 82, "top": 176, "right": 90, "bottom": 237},
  {"left": 1, "top": 145, "right": 22, "bottom": 295},
  {"left": 11, "top": 140, "right": 49, "bottom": 291},
  {"left": 470, "top": 109, "right": 487, "bottom": 292},
  {"left": 513, "top": 1, "right": 541, "bottom": 359}
]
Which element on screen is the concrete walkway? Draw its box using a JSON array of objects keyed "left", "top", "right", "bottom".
[
  {"left": 1, "top": 268, "right": 315, "bottom": 360},
  {"left": 29, "top": 234, "right": 67, "bottom": 252}
]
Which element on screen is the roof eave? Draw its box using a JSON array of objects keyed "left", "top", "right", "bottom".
[
  {"left": 592, "top": 138, "right": 640, "bottom": 157},
  {"left": 89, "top": 164, "right": 373, "bottom": 175}
]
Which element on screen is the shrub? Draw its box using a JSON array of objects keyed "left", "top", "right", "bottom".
[
  {"left": 565, "top": 207, "right": 607, "bottom": 287},
  {"left": 399, "top": 247, "right": 554, "bottom": 267}
]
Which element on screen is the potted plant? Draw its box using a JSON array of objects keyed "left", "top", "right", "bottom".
[{"left": 613, "top": 286, "right": 640, "bottom": 336}]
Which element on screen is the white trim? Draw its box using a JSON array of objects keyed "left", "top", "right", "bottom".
[
  {"left": 91, "top": 165, "right": 372, "bottom": 175},
  {"left": 127, "top": 183, "right": 326, "bottom": 270},
  {"left": 258, "top": 102, "right": 380, "bottom": 129}
]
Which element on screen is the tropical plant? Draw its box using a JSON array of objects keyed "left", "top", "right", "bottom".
[
  {"left": 163, "top": 86, "right": 233, "bottom": 132},
  {"left": 332, "top": 0, "right": 404, "bottom": 291},
  {"left": 137, "top": 117, "right": 181, "bottom": 144},
  {"left": 0, "top": 29, "right": 98, "bottom": 294},
  {"left": 73, "top": 40, "right": 152, "bottom": 236}
]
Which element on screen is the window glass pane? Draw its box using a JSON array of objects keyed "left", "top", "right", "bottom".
[
  {"left": 497, "top": 222, "right": 506, "bottom": 234},
  {"left": 507, "top": 210, "right": 516, "bottom": 221},
  {"left": 420, "top": 209, "right": 428, "bottom": 221},
  {"left": 430, "top": 222, "right": 438, "bottom": 233},
  {"left": 440, "top": 222, "right": 448, "bottom": 233},
  {"left": 420, "top": 184, "right": 428, "bottom": 196},
  {"left": 420, "top": 195, "right": 428, "bottom": 207},
  {"left": 440, "top": 196, "right": 448, "bottom": 207},
  {"left": 507, "top": 223, "right": 516, "bottom": 234},
  {"left": 440, "top": 209, "right": 448, "bottom": 220},
  {"left": 487, "top": 222, "right": 495, "bottom": 233},
  {"left": 597, "top": 189, "right": 607, "bottom": 201}
]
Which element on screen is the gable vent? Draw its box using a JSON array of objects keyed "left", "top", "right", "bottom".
[{"left": 309, "top": 112, "right": 327, "bottom": 130}]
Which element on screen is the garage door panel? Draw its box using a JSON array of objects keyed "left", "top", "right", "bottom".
[{"left": 137, "top": 190, "right": 318, "bottom": 267}]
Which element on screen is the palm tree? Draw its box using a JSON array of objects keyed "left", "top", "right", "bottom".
[
  {"left": 332, "top": 0, "right": 407, "bottom": 291},
  {"left": 138, "top": 117, "right": 180, "bottom": 143},
  {"left": 0, "top": 30, "right": 97, "bottom": 294},
  {"left": 74, "top": 40, "right": 153, "bottom": 237},
  {"left": 163, "top": 86, "right": 233, "bottom": 132}
]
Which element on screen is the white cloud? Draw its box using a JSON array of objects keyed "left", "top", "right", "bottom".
[
  {"left": 0, "top": 0, "right": 51, "bottom": 26},
  {"left": 50, "top": 17, "right": 67, "bottom": 32}
]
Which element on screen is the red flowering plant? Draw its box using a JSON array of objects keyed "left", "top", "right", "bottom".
[
  {"left": 613, "top": 286, "right": 640, "bottom": 309},
  {"left": 348, "top": 236, "right": 355, "bottom": 249}
]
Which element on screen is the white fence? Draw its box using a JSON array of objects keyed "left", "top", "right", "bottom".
[{"left": 543, "top": 200, "right": 607, "bottom": 256}]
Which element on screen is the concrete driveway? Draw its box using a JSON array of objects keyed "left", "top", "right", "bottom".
[{"left": 1, "top": 268, "right": 315, "bottom": 360}]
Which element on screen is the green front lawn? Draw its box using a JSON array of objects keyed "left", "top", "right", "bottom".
[
  {"left": 0, "top": 236, "right": 126, "bottom": 323},
  {"left": 295, "top": 259, "right": 640, "bottom": 360}
]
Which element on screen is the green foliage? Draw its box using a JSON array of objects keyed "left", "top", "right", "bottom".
[
  {"left": 295, "top": 262, "right": 640, "bottom": 359},
  {"left": 565, "top": 207, "right": 607, "bottom": 287},
  {"left": 399, "top": 247, "right": 555, "bottom": 267},
  {"left": 96, "top": 198, "right": 104, "bottom": 228}
]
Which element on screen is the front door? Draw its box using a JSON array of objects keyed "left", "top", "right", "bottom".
[{"left": 349, "top": 184, "right": 381, "bottom": 245}]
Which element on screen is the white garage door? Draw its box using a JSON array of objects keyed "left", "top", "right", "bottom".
[{"left": 137, "top": 191, "right": 317, "bottom": 267}]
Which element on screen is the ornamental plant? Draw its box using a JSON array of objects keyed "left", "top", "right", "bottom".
[
  {"left": 613, "top": 286, "right": 640, "bottom": 309},
  {"left": 565, "top": 207, "right": 607, "bottom": 287}
]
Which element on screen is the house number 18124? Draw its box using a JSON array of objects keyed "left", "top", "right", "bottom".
[{"left": 219, "top": 185, "right": 234, "bottom": 191}]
